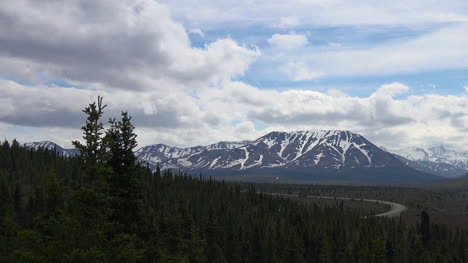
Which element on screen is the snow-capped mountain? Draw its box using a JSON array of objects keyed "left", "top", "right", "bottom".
[
  {"left": 22, "top": 141, "right": 79, "bottom": 158},
  {"left": 136, "top": 130, "right": 406, "bottom": 171},
  {"left": 20, "top": 132, "right": 437, "bottom": 183},
  {"left": 384, "top": 146, "right": 468, "bottom": 178}
]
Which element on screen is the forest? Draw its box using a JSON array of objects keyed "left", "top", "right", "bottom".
[{"left": 1, "top": 98, "right": 467, "bottom": 263}]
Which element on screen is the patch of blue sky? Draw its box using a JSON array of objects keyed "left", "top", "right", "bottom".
[
  {"left": 44, "top": 79, "right": 87, "bottom": 89},
  {"left": 230, "top": 120, "right": 242, "bottom": 126},
  {"left": 3, "top": 75, "right": 88, "bottom": 90},
  {"left": 253, "top": 120, "right": 268, "bottom": 131},
  {"left": 189, "top": 24, "right": 276, "bottom": 48},
  {"left": 239, "top": 68, "right": 468, "bottom": 97},
  {"left": 2, "top": 76, "right": 33, "bottom": 86},
  {"left": 189, "top": 22, "right": 467, "bottom": 98},
  {"left": 189, "top": 23, "right": 440, "bottom": 49}
]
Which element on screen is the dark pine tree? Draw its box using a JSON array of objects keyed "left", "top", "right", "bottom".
[{"left": 420, "top": 210, "right": 431, "bottom": 249}]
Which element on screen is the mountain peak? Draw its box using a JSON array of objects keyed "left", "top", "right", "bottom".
[
  {"left": 137, "top": 129, "right": 404, "bottom": 171},
  {"left": 428, "top": 145, "right": 447, "bottom": 154}
]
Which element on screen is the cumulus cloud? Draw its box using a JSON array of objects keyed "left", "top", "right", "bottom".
[
  {"left": 0, "top": 0, "right": 258, "bottom": 91},
  {"left": 2, "top": 79, "right": 468, "bottom": 150},
  {"left": 0, "top": 79, "right": 210, "bottom": 130},
  {"left": 268, "top": 33, "right": 308, "bottom": 49},
  {"left": 285, "top": 61, "right": 324, "bottom": 81},
  {"left": 198, "top": 82, "right": 468, "bottom": 150}
]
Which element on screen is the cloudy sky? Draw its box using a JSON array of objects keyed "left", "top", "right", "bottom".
[{"left": 1, "top": 0, "right": 468, "bottom": 151}]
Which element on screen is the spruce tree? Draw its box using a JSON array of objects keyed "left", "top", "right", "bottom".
[
  {"left": 72, "top": 96, "right": 107, "bottom": 168},
  {"left": 104, "top": 110, "right": 143, "bottom": 235},
  {"left": 119, "top": 111, "right": 138, "bottom": 170},
  {"left": 103, "top": 111, "right": 137, "bottom": 175},
  {"left": 103, "top": 117, "right": 122, "bottom": 175}
]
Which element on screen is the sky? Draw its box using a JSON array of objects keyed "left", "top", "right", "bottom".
[{"left": 1, "top": 0, "right": 468, "bottom": 151}]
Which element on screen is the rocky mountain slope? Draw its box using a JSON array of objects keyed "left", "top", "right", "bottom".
[{"left": 136, "top": 130, "right": 407, "bottom": 171}]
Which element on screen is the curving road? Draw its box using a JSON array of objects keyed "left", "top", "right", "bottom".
[{"left": 264, "top": 193, "right": 408, "bottom": 218}]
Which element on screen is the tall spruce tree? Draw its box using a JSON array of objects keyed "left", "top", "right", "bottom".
[
  {"left": 119, "top": 111, "right": 137, "bottom": 169},
  {"left": 72, "top": 96, "right": 107, "bottom": 168},
  {"left": 104, "top": 110, "right": 143, "bottom": 235},
  {"left": 104, "top": 111, "right": 137, "bottom": 175},
  {"left": 103, "top": 117, "right": 122, "bottom": 174}
]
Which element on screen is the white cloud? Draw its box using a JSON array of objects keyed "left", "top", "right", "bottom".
[
  {"left": 199, "top": 82, "right": 468, "bottom": 150},
  {"left": 285, "top": 61, "right": 324, "bottom": 81},
  {"left": 0, "top": 78, "right": 209, "bottom": 130},
  {"left": 371, "top": 82, "right": 409, "bottom": 98},
  {"left": 268, "top": 33, "right": 308, "bottom": 49},
  {"left": 0, "top": 0, "right": 259, "bottom": 92},
  {"left": 3, "top": 79, "right": 468, "bottom": 150}
]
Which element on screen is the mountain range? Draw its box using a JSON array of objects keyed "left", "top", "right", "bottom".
[
  {"left": 383, "top": 146, "right": 468, "bottom": 178},
  {"left": 22, "top": 130, "right": 468, "bottom": 183},
  {"left": 136, "top": 130, "right": 402, "bottom": 170}
]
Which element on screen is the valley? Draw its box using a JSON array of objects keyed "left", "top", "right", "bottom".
[{"left": 250, "top": 182, "right": 468, "bottom": 228}]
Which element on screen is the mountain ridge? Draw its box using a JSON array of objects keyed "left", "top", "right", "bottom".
[
  {"left": 20, "top": 130, "right": 441, "bottom": 183},
  {"left": 137, "top": 130, "right": 400, "bottom": 170}
]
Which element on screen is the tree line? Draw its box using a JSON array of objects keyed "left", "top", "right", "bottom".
[{"left": 0, "top": 97, "right": 467, "bottom": 262}]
